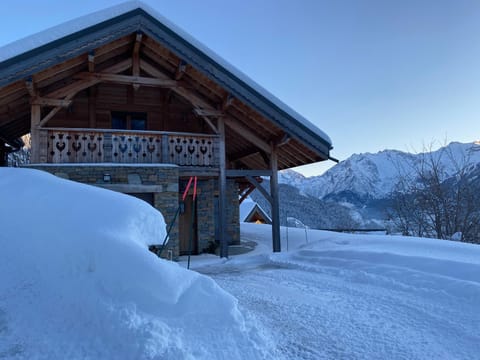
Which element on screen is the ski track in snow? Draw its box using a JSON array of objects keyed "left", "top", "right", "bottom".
[{"left": 196, "top": 238, "right": 480, "bottom": 360}]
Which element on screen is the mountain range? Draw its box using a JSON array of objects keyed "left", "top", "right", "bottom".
[{"left": 251, "top": 142, "right": 480, "bottom": 230}]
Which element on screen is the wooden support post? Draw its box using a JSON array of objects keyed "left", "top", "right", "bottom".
[
  {"left": 30, "top": 104, "right": 41, "bottom": 163},
  {"left": 270, "top": 144, "right": 281, "bottom": 252},
  {"left": 218, "top": 117, "right": 228, "bottom": 258},
  {"left": 103, "top": 133, "right": 113, "bottom": 162}
]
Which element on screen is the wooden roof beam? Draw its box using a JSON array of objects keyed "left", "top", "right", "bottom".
[
  {"left": 132, "top": 32, "right": 143, "bottom": 90},
  {"left": 175, "top": 60, "right": 187, "bottom": 80},
  {"left": 224, "top": 116, "right": 271, "bottom": 154},
  {"left": 31, "top": 97, "right": 72, "bottom": 107},
  {"left": 38, "top": 59, "right": 132, "bottom": 127},
  {"left": 140, "top": 59, "right": 209, "bottom": 108},
  {"left": 239, "top": 184, "right": 256, "bottom": 204},
  {"left": 201, "top": 116, "right": 218, "bottom": 134},
  {"left": 25, "top": 78, "right": 37, "bottom": 97},
  {"left": 193, "top": 108, "right": 223, "bottom": 117},
  {"left": 140, "top": 59, "right": 272, "bottom": 153},
  {"left": 88, "top": 51, "right": 95, "bottom": 72},
  {"left": 74, "top": 72, "right": 177, "bottom": 88},
  {"left": 45, "top": 58, "right": 132, "bottom": 99},
  {"left": 222, "top": 94, "right": 234, "bottom": 111}
]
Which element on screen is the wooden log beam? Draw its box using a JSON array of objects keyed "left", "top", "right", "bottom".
[
  {"left": 38, "top": 107, "right": 63, "bottom": 127},
  {"left": 45, "top": 59, "right": 132, "bottom": 99},
  {"left": 222, "top": 94, "right": 234, "bottom": 111},
  {"left": 74, "top": 72, "right": 178, "bottom": 88},
  {"left": 140, "top": 59, "right": 210, "bottom": 108},
  {"left": 224, "top": 116, "right": 271, "bottom": 154},
  {"left": 132, "top": 32, "right": 143, "bottom": 91},
  {"left": 201, "top": 116, "right": 218, "bottom": 134},
  {"left": 239, "top": 184, "right": 255, "bottom": 204},
  {"left": 25, "top": 79, "right": 37, "bottom": 97},
  {"left": 88, "top": 51, "right": 95, "bottom": 73},
  {"left": 226, "top": 169, "right": 273, "bottom": 177},
  {"left": 175, "top": 60, "right": 187, "bottom": 80},
  {"left": 141, "top": 60, "right": 272, "bottom": 154},
  {"left": 193, "top": 109, "right": 224, "bottom": 117},
  {"left": 31, "top": 97, "right": 72, "bottom": 107},
  {"left": 246, "top": 175, "right": 273, "bottom": 204}
]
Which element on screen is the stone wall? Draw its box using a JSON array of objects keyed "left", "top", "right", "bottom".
[
  {"left": 196, "top": 179, "right": 216, "bottom": 253},
  {"left": 27, "top": 164, "right": 181, "bottom": 259},
  {"left": 226, "top": 179, "right": 240, "bottom": 245},
  {"left": 25, "top": 164, "right": 241, "bottom": 258}
]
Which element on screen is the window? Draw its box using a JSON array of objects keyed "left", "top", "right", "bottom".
[{"left": 111, "top": 112, "right": 147, "bottom": 130}]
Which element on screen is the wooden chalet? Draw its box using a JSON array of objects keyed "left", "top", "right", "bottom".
[
  {"left": 240, "top": 199, "right": 272, "bottom": 225},
  {"left": 0, "top": 2, "right": 333, "bottom": 259}
]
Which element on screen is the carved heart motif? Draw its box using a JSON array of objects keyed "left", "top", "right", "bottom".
[{"left": 56, "top": 142, "right": 66, "bottom": 152}]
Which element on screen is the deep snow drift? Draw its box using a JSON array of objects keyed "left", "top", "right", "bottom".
[
  {"left": 192, "top": 223, "right": 480, "bottom": 359},
  {"left": 0, "top": 168, "right": 272, "bottom": 359}
]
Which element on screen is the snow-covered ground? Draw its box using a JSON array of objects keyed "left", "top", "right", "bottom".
[
  {"left": 190, "top": 224, "right": 480, "bottom": 360},
  {"left": 0, "top": 168, "right": 272, "bottom": 360},
  {"left": 2, "top": 168, "right": 479, "bottom": 359}
]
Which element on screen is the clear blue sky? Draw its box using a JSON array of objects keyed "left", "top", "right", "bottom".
[{"left": 1, "top": 0, "right": 480, "bottom": 176}]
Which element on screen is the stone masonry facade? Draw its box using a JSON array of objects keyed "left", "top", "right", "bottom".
[
  {"left": 27, "top": 164, "right": 181, "bottom": 258},
  {"left": 26, "top": 165, "right": 240, "bottom": 259}
]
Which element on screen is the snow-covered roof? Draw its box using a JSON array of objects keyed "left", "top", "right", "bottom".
[
  {"left": 240, "top": 199, "right": 272, "bottom": 223},
  {"left": 0, "top": 1, "right": 332, "bottom": 157}
]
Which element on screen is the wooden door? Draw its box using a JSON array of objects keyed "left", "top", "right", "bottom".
[{"left": 179, "top": 195, "right": 198, "bottom": 255}]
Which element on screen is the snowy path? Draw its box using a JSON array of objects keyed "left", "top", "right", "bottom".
[{"left": 194, "top": 225, "right": 480, "bottom": 360}]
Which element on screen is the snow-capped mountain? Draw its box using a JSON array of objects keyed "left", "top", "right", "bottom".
[{"left": 281, "top": 142, "right": 480, "bottom": 202}]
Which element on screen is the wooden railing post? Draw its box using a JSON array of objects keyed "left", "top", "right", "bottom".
[
  {"left": 103, "top": 133, "right": 112, "bottom": 162},
  {"left": 162, "top": 134, "right": 169, "bottom": 163},
  {"left": 38, "top": 128, "right": 48, "bottom": 163}
]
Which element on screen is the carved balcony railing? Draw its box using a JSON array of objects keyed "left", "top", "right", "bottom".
[{"left": 42, "top": 128, "right": 219, "bottom": 167}]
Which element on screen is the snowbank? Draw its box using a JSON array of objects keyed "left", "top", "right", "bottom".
[
  {"left": 194, "top": 223, "right": 480, "bottom": 359},
  {"left": 0, "top": 168, "right": 272, "bottom": 359}
]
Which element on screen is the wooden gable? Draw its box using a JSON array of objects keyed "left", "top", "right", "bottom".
[{"left": 0, "top": 5, "right": 332, "bottom": 171}]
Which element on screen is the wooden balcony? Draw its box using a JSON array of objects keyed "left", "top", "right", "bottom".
[{"left": 36, "top": 128, "right": 219, "bottom": 167}]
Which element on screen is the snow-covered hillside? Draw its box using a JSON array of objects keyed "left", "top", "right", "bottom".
[
  {"left": 282, "top": 142, "right": 480, "bottom": 200},
  {"left": 0, "top": 168, "right": 272, "bottom": 360},
  {"left": 193, "top": 223, "right": 480, "bottom": 359}
]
